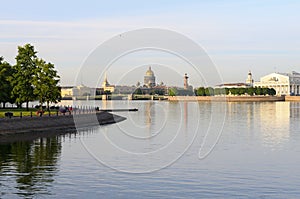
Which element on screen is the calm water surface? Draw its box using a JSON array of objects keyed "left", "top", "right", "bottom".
[{"left": 1, "top": 101, "right": 300, "bottom": 198}]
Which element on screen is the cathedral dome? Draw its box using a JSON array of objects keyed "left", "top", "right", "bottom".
[{"left": 145, "top": 66, "right": 154, "bottom": 76}]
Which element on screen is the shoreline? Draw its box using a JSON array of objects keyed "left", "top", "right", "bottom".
[
  {"left": 0, "top": 111, "right": 126, "bottom": 136},
  {"left": 167, "top": 95, "right": 295, "bottom": 102},
  {"left": 60, "top": 95, "right": 300, "bottom": 102}
]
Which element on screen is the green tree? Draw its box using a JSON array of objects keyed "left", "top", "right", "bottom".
[
  {"left": 0, "top": 57, "right": 14, "bottom": 108},
  {"left": 134, "top": 88, "right": 143, "bottom": 95},
  {"left": 225, "top": 88, "right": 230, "bottom": 95},
  {"left": 33, "top": 59, "right": 61, "bottom": 110},
  {"left": 255, "top": 87, "right": 262, "bottom": 95},
  {"left": 168, "top": 87, "right": 178, "bottom": 96},
  {"left": 247, "top": 87, "right": 255, "bottom": 96},
  {"left": 269, "top": 88, "right": 276, "bottom": 96},
  {"left": 11, "top": 44, "right": 37, "bottom": 110},
  {"left": 262, "top": 87, "right": 269, "bottom": 96},
  {"left": 196, "top": 87, "right": 206, "bottom": 96},
  {"left": 205, "top": 87, "right": 214, "bottom": 96}
]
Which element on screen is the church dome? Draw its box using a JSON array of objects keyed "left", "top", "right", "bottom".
[{"left": 145, "top": 66, "right": 154, "bottom": 76}]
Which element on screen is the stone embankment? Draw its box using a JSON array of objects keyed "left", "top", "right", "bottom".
[
  {"left": 167, "top": 96, "right": 285, "bottom": 102},
  {"left": 0, "top": 112, "right": 126, "bottom": 135},
  {"left": 285, "top": 96, "right": 300, "bottom": 101}
]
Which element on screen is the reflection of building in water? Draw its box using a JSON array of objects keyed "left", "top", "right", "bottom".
[
  {"left": 290, "top": 102, "right": 300, "bottom": 118},
  {"left": 145, "top": 102, "right": 153, "bottom": 127},
  {"left": 184, "top": 101, "right": 188, "bottom": 127},
  {"left": 259, "top": 102, "right": 290, "bottom": 147}
]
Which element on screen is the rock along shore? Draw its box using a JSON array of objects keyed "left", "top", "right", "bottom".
[{"left": 0, "top": 111, "right": 126, "bottom": 135}]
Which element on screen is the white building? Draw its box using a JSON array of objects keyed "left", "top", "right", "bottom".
[
  {"left": 102, "top": 73, "right": 115, "bottom": 93},
  {"left": 254, "top": 71, "right": 300, "bottom": 96},
  {"left": 215, "top": 71, "right": 253, "bottom": 89},
  {"left": 61, "top": 85, "right": 96, "bottom": 98},
  {"left": 246, "top": 71, "right": 254, "bottom": 86},
  {"left": 72, "top": 85, "right": 96, "bottom": 97}
]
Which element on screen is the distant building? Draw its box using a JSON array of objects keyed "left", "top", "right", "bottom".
[
  {"left": 102, "top": 73, "right": 115, "bottom": 93},
  {"left": 216, "top": 71, "right": 253, "bottom": 88},
  {"left": 114, "top": 85, "right": 137, "bottom": 94},
  {"left": 254, "top": 71, "right": 300, "bottom": 96},
  {"left": 72, "top": 85, "right": 95, "bottom": 97},
  {"left": 144, "top": 67, "right": 156, "bottom": 88},
  {"left": 246, "top": 71, "right": 254, "bottom": 86},
  {"left": 184, "top": 73, "right": 189, "bottom": 89},
  {"left": 61, "top": 86, "right": 74, "bottom": 98},
  {"left": 61, "top": 85, "right": 96, "bottom": 98}
]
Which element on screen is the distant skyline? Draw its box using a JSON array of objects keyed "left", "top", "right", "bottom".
[{"left": 1, "top": 0, "right": 299, "bottom": 86}]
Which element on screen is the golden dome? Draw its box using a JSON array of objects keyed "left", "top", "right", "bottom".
[{"left": 145, "top": 66, "right": 154, "bottom": 76}]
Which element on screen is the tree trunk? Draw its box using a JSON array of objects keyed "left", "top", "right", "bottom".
[
  {"left": 26, "top": 101, "right": 29, "bottom": 111},
  {"left": 47, "top": 101, "right": 50, "bottom": 111},
  {"left": 2, "top": 102, "right": 5, "bottom": 109}
]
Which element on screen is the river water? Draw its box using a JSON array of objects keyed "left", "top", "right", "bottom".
[{"left": 0, "top": 101, "right": 300, "bottom": 198}]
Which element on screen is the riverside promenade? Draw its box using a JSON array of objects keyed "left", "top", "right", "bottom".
[{"left": 0, "top": 111, "right": 126, "bottom": 135}]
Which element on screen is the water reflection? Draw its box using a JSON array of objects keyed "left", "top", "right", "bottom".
[
  {"left": 259, "top": 102, "right": 290, "bottom": 148},
  {"left": 1, "top": 101, "right": 299, "bottom": 198},
  {"left": 225, "top": 102, "right": 296, "bottom": 149},
  {"left": 0, "top": 137, "right": 61, "bottom": 197}
]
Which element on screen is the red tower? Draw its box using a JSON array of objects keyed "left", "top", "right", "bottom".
[{"left": 184, "top": 73, "right": 189, "bottom": 90}]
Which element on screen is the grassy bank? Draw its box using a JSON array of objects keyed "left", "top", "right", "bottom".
[{"left": 0, "top": 108, "right": 59, "bottom": 118}]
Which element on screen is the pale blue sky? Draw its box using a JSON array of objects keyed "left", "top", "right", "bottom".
[{"left": 0, "top": 0, "right": 299, "bottom": 86}]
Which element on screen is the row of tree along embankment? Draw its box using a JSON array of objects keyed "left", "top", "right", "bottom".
[
  {"left": 0, "top": 112, "right": 126, "bottom": 135},
  {"left": 167, "top": 96, "right": 286, "bottom": 102}
]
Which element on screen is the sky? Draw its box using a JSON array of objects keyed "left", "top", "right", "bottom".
[{"left": 0, "top": 0, "right": 299, "bottom": 87}]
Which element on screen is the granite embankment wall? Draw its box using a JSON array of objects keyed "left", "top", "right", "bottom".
[
  {"left": 167, "top": 96, "right": 285, "bottom": 102},
  {"left": 0, "top": 112, "right": 126, "bottom": 135},
  {"left": 285, "top": 96, "right": 300, "bottom": 101}
]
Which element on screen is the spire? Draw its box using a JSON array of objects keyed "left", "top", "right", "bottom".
[{"left": 104, "top": 72, "right": 107, "bottom": 82}]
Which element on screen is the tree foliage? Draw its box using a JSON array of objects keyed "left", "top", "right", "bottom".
[
  {"left": 195, "top": 86, "right": 277, "bottom": 96},
  {"left": 33, "top": 59, "right": 61, "bottom": 110},
  {"left": 11, "top": 44, "right": 37, "bottom": 109},
  {"left": 0, "top": 57, "right": 14, "bottom": 108},
  {"left": 1, "top": 44, "right": 61, "bottom": 109},
  {"left": 168, "top": 87, "right": 178, "bottom": 96}
]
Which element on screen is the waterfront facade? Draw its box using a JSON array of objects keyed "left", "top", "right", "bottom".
[
  {"left": 102, "top": 73, "right": 115, "bottom": 93},
  {"left": 254, "top": 71, "right": 300, "bottom": 96},
  {"left": 61, "top": 86, "right": 74, "bottom": 98},
  {"left": 61, "top": 85, "right": 96, "bottom": 98}
]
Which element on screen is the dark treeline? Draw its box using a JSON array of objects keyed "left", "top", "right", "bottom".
[
  {"left": 195, "top": 87, "right": 276, "bottom": 96},
  {"left": 0, "top": 44, "right": 61, "bottom": 110}
]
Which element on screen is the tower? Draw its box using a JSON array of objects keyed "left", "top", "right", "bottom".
[
  {"left": 102, "top": 72, "right": 109, "bottom": 88},
  {"left": 246, "top": 70, "right": 254, "bottom": 86},
  {"left": 184, "top": 73, "right": 189, "bottom": 90}
]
